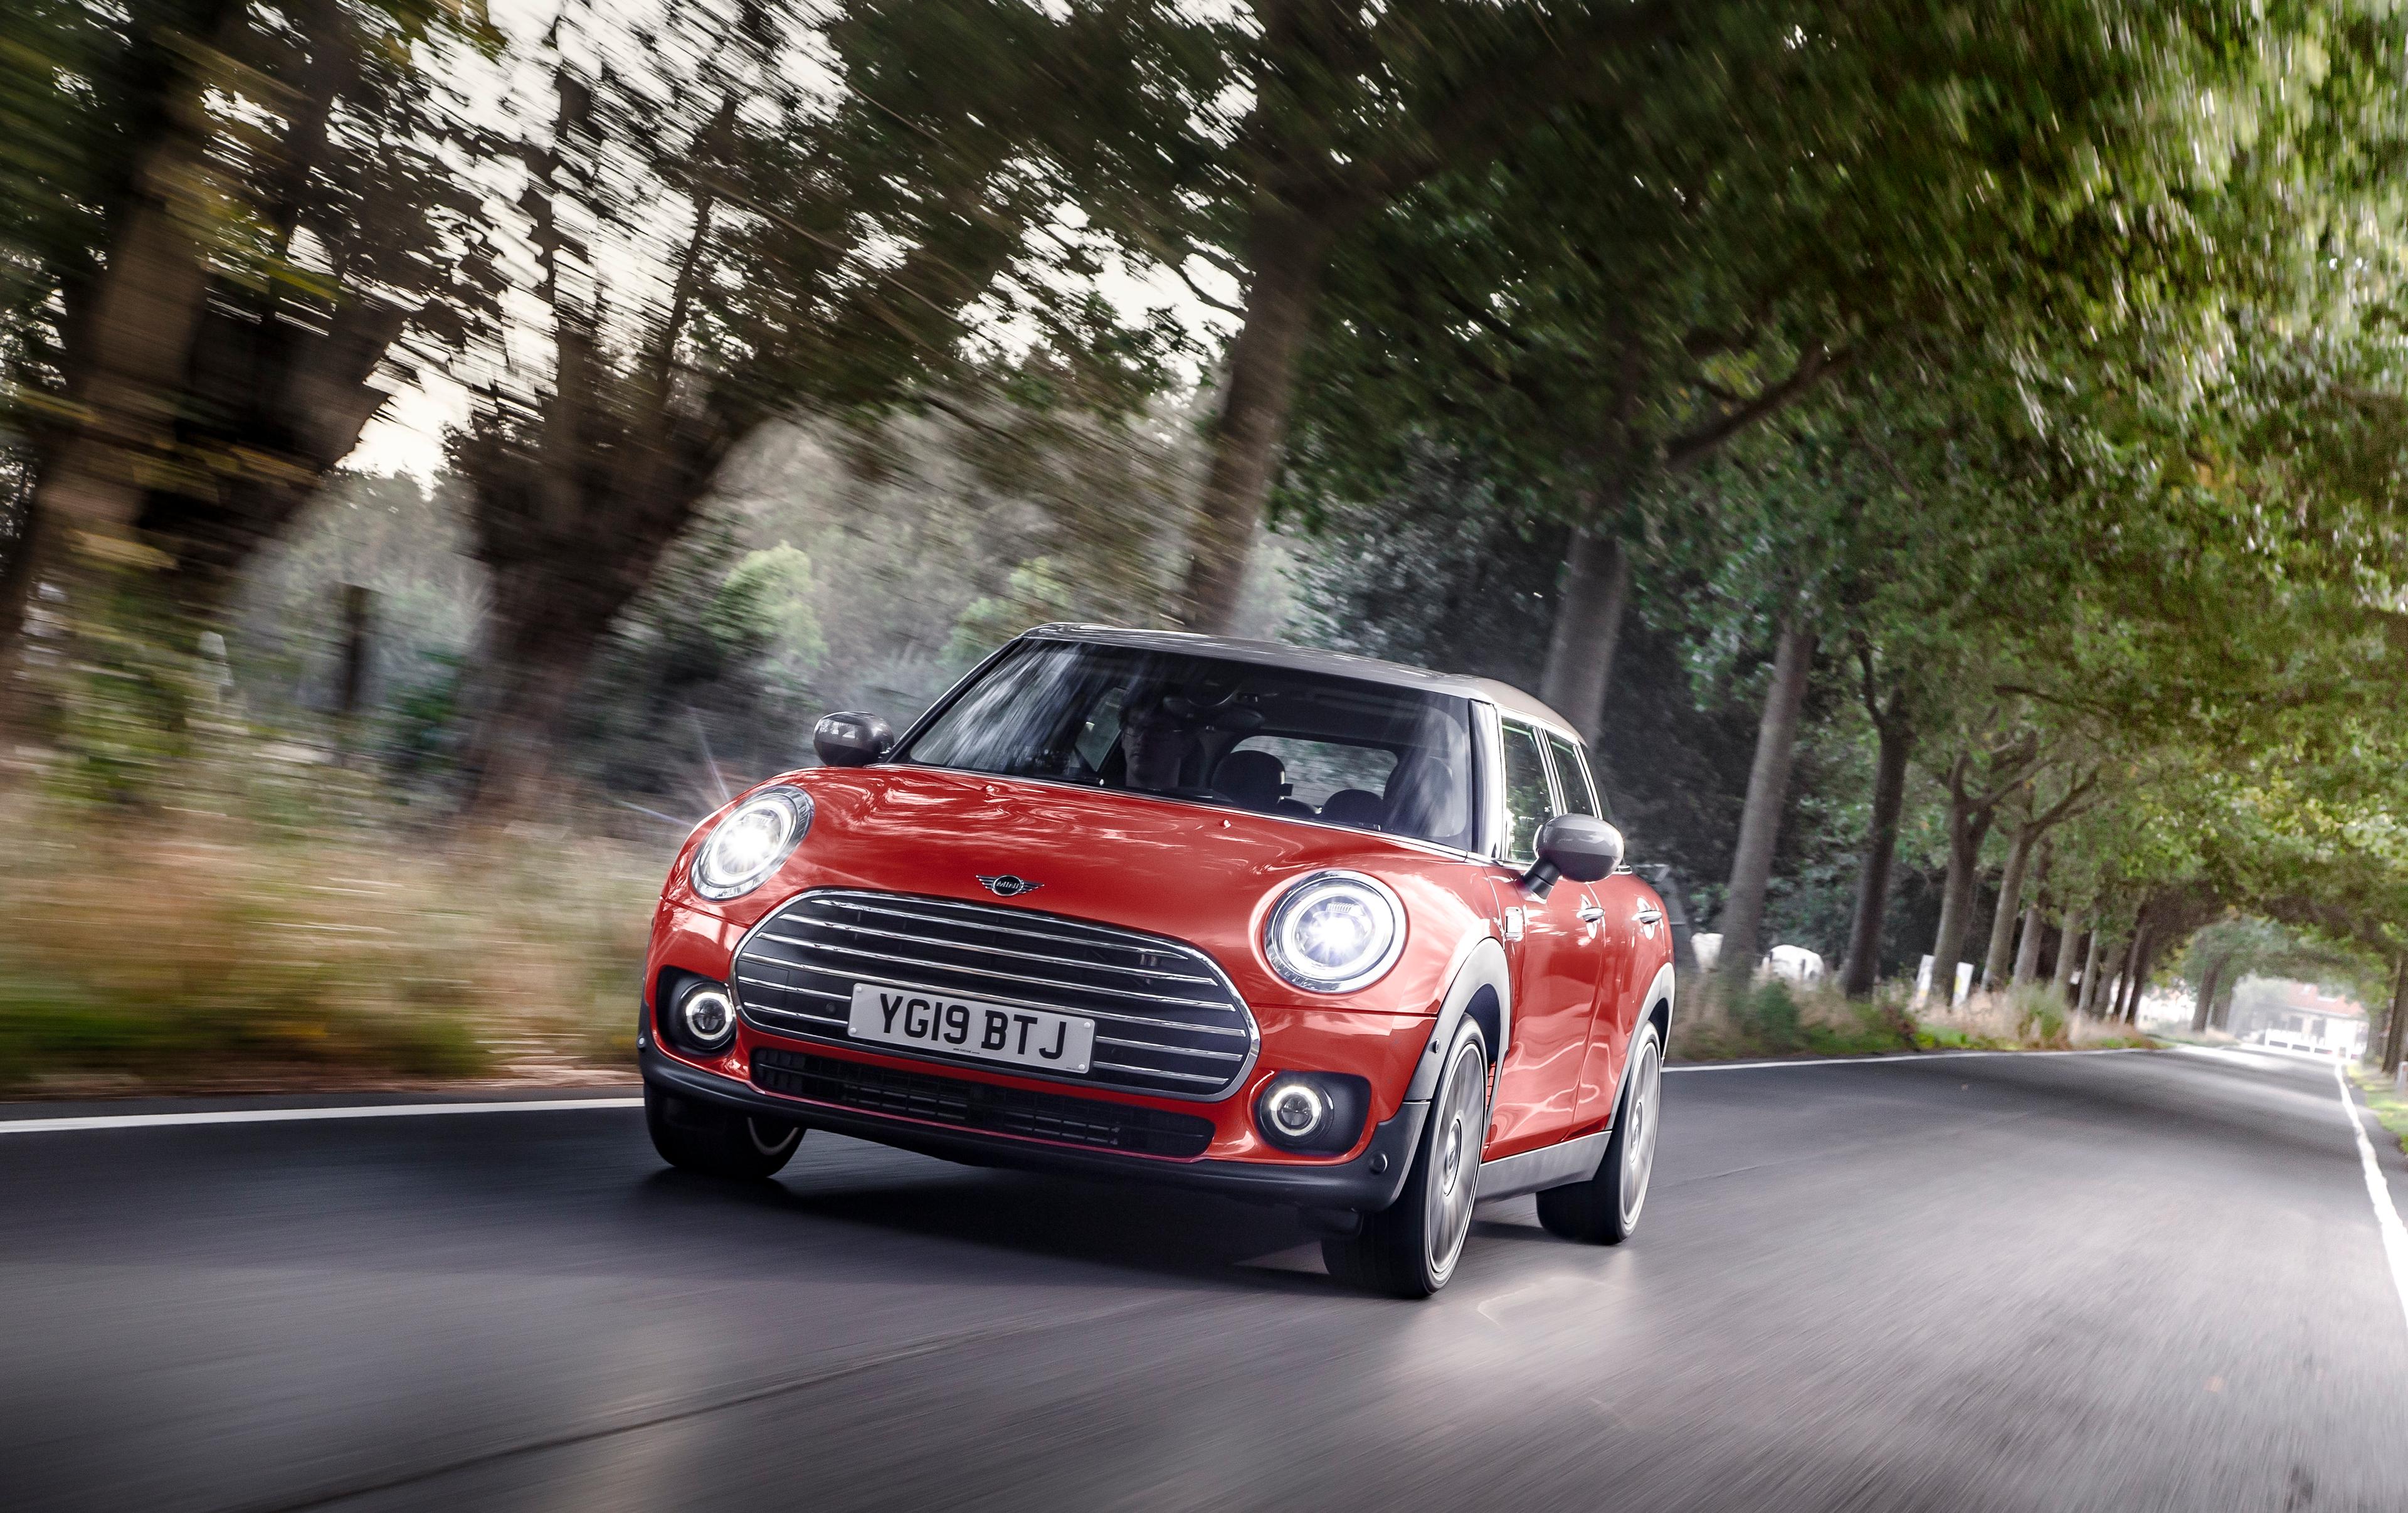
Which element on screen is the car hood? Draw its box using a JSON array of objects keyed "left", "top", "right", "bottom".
[{"left": 720, "top": 765, "right": 1494, "bottom": 1007}]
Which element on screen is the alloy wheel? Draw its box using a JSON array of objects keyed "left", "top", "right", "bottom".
[
  {"left": 1619, "top": 1036, "right": 1662, "bottom": 1229},
  {"left": 1424, "top": 1039, "right": 1487, "bottom": 1280}
]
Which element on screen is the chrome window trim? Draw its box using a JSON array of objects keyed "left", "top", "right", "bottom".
[{"left": 1494, "top": 714, "right": 1563, "bottom": 867}]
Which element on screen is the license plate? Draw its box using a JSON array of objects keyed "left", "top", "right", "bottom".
[{"left": 847, "top": 984, "right": 1096, "bottom": 1075}]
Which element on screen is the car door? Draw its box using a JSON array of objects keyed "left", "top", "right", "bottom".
[
  {"left": 1546, "top": 733, "right": 1648, "bottom": 1129},
  {"left": 1483, "top": 719, "right": 1608, "bottom": 1158}
]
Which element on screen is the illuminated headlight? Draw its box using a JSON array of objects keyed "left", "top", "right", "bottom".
[
  {"left": 1264, "top": 871, "right": 1405, "bottom": 994},
  {"left": 692, "top": 785, "right": 812, "bottom": 900}
]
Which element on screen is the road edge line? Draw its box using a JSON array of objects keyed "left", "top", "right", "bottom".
[
  {"left": 2333, "top": 1057, "right": 2408, "bottom": 1338},
  {"left": 0, "top": 1097, "right": 644, "bottom": 1135}
]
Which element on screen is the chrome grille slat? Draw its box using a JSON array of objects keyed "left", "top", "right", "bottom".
[
  {"left": 1090, "top": 1061, "right": 1225, "bottom": 1084},
  {"left": 1093, "top": 1034, "right": 1243, "bottom": 1061},
  {"left": 736, "top": 975, "right": 847, "bottom": 1003},
  {"left": 744, "top": 1002, "right": 848, "bottom": 1027},
  {"left": 803, "top": 896, "right": 1210, "bottom": 958},
  {"left": 773, "top": 918, "right": 1223, "bottom": 985},
  {"left": 732, "top": 888, "right": 1259, "bottom": 1101}
]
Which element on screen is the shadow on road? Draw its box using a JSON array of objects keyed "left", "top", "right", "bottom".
[{"left": 628, "top": 1159, "right": 1337, "bottom": 1295}]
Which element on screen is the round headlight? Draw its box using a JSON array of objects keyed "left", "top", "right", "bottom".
[
  {"left": 1264, "top": 871, "right": 1405, "bottom": 994},
  {"left": 692, "top": 786, "right": 812, "bottom": 900}
]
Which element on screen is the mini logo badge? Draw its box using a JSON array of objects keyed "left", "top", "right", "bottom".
[{"left": 977, "top": 874, "right": 1042, "bottom": 898}]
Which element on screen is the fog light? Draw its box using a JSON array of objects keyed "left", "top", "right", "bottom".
[
  {"left": 1265, "top": 1078, "right": 1328, "bottom": 1139},
  {"left": 1254, "top": 1071, "right": 1373, "bottom": 1155},
  {"left": 679, "top": 987, "right": 737, "bottom": 1051}
]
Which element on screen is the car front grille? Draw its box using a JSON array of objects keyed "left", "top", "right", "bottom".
[
  {"left": 751, "top": 1048, "right": 1217, "bottom": 1158},
  {"left": 731, "top": 888, "right": 1258, "bottom": 1100}
]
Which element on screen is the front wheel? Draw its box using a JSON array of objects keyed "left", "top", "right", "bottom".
[
  {"left": 1323, "top": 1019, "right": 1489, "bottom": 1297},
  {"left": 645, "top": 1085, "right": 803, "bottom": 1179},
  {"left": 1535, "top": 1021, "right": 1662, "bottom": 1245}
]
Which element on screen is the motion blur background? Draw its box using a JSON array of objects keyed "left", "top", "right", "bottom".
[{"left": 5, "top": 0, "right": 2408, "bottom": 1092}]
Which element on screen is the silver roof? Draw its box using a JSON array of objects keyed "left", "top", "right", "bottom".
[{"left": 1018, "top": 623, "right": 1579, "bottom": 738}]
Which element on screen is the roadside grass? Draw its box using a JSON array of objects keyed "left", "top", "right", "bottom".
[
  {"left": 1670, "top": 977, "right": 2153, "bottom": 1063},
  {"left": 0, "top": 778, "right": 661, "bottom": 1096},
  {"left": 2347, "top": 1064, "right": 2408, "bottom": 1157}
]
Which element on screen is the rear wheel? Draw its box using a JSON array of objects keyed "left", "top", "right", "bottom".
[
  {"left": 645, "top": 1085, "right": 803, "bottom": 1179},
  {"left": 1535, "top": 1021, "right": 1662, "bottom": 1245},
  {"left": 1323, "top": 1021, "right": 1489, "bottom": 1297}
]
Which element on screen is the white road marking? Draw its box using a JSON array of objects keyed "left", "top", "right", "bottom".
[
  {"left": 0, "top": 1097, "right": 643, "bottom": 1135},
  {"left": 2332, "top": 1058, "right": 2408, "bottom": 1337},
  {"left": 1664, "top": 1047, "right": 2155, "bottom": 1074}
]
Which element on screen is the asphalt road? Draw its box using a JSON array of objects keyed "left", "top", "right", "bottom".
[{"left": 6, "top": 1046, "right": 2407, "bottom": 1513}]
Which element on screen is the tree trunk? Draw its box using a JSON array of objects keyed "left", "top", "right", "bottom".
[
  {"left": 2190, "top": 955, "right": 2225, "bottom": 1034},
  {"left": 1982, "top": 827, "right": 2037, "bottom": 990},
  {"left": 2134, "top": 930, "right": 2163, "bottom": 1024},
  {"left": 2384, "top": 955, "right": 2408, "bottom": 1075},
  {"left": 2052, "top": 920, "right": 2083, "bottom": 1002},
  {"left": 1538, "top": 524, "right": 1632, "bottom": 746},
  {"left": 2012, "top": 900, "right": 2046, "bottom": 986},
  {"left": 2078, "top": 924, "right": 2107, "bottom": 1014},
  {"left": 457, "top": 588, "right": 615, "bottom": 816},
  {"left": 1715, "top": 619, "right": 1816, "bottom": 996},
  {"left": 1839, "top": 713, "right": 1913, "bottom": 997},
  {"left": 1929, "top": 763, "right": 1995, "bottom": 1002},
  {"left": 2118, "top": 922, "right": 2153, "bottom": 1024},
  {"left": 1175, "top": 202, "right": 1337, "bottom": 633}
]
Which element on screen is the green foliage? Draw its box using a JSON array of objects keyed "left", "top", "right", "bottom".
[{"left": 707, "top": 545, "right": 826, "bottom": 673}]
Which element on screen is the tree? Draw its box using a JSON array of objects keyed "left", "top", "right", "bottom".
[
  {"left": 1, "top": 0, "right": 500, "bottom": 682},
  {"left": 1980, "top": 765, "right": 2102, "bottom": 989},
  {"left": 1043, "top": 0, "right": 1780, "bottom": 634},
  {"left": 450, "top": 0, "right": 1169, "bottom": 810}
]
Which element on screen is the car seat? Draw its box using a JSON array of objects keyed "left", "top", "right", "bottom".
[
  {"left": 1213, "top": 749, "right": 1290, "bottom": 813},
  {"left": 1318, "top": 788, "right": 1386, "bottom": 828},
  {"left": 1383, "top": 753, "right": 1467, "bottom": 846}
]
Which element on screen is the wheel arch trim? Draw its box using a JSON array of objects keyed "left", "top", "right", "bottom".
[{"left": 1406, "top": 932, "right": 1511, "bottom": 1103}]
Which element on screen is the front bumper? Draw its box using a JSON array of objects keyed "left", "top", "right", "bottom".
[{"left": 640, "top": 1044, "right": 1428, "bottom": 1211}]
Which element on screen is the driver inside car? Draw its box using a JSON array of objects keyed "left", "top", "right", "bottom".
[{"left": 1117, "top": 694, "right": 1198, "bottom": 793}]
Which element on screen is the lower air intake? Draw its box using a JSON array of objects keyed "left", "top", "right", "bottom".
[{"left": 751, "top": 1047, "right": 1215, "bottom": 1159}]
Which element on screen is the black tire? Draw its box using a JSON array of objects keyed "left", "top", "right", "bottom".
[
  {"left": 645, "top": 1085, "right": 803, "bottom": 1179},
  {"left": 1535, "top": 1020, "right": 1663, "bottom": 1245},
  {"left": 1323, "top": 1019, "right": 1490, "bottom": 1298}
]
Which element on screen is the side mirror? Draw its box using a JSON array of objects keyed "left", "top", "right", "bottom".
[
  {"left": 813, "top": 711, "right": 895, "bottom": 767},
  {"left": 1522, "top": 814, "right": 1624, "bottom": 898}
]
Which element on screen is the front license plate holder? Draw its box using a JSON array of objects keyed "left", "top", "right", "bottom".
[{"left": 846, "top": 984, "right": 1096, "bottom": 1075}]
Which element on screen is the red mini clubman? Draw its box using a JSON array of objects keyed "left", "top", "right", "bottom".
[{"left": 638, "top": 625, "right": 1676, "bottom": 1296}]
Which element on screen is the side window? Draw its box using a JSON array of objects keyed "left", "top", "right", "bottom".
[
  {"left": 1499, "top": 722, "right": 1555, "bottom": 864},
  {"left": 1545, "top": 733, "right": 1603, "bottom": 819}
]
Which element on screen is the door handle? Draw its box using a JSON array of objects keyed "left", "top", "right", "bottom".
[
  {"left": 1634, "top": 906, "right": 1663, "bottom": 926},
  {"left": 1577, "top": 904, "right": 1606, "bottom": 924}
]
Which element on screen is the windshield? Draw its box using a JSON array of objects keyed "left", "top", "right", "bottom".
[{"left": 901, "top": 640, "right": 1481, "bottom": 851}]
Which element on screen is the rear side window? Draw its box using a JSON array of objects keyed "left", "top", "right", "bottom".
[
  {"left": 1499, "top": 722, "right": 1553, "bottom": 864},
  {"left": 1545, "top": 733, "right": 1604, "bottom": 820}
]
